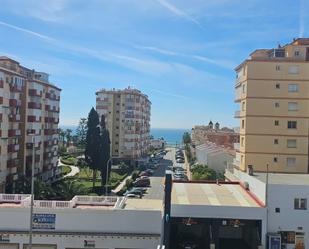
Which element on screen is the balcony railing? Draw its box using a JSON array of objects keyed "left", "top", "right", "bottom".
[
  {"left": 9, "top": 114, "right": 21, "bottom": 122},
  {"left": 7, "top": 144, "right": 20, "bottom": 153},
  {"left": 234, "top": 110, "right": 241, "bottom": 118}
]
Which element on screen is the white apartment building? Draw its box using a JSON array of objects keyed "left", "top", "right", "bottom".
[{"left": 96, "top": 87, "right": 151, "bottom": 160}]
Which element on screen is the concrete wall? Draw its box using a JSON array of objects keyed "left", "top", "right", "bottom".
[
  {"left": 267, "top": 184, "right": 309, "bottom": 249},
  {"left": 0, "top": 207, "right": 162, "bottom": 249}
]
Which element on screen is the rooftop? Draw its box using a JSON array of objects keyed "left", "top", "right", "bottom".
[
  {"left": 171, "top": 182, "right": 261, "bottom": 207},
  {"left": 253, "top": 172, "right": 309, "bottom": 186}
]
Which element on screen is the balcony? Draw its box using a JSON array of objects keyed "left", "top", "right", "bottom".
[
  {"left": 234, "top": 110, "right": 241, "bottom": 118},
  {"left": 45, "top": 92, "right": 60, "bottom": 101},
  {"left": 7, "top": 144, "right": 20, "bottom": 153},
  {"left": 7, "top": 159, "right": 20, "bottom": 168},
  {"left": 28, "top": 102, "right": 42, "bottom": 109},
  {"left": 0, "top": 79, "right": 3, "bottom": 88},
  {"left": 26, "top": 155, "right": 40, "bottom": 163},
  {"left": 27, "top": 115, "right": 41, "bottom": 123},
  {"left": 9, "top": 99, "right": 22, "bottom": 107},
  {"left": 10, "top": 84, "right": 23, "bottom": 92},
  {"left": 8, "top": 129, "right": 21, "bottom": 137},
  {"left": 28, "top": 89, "right": 42, "bottom": 97},
  {"left": 9, "top": 114, "right": 21, "bottom": 122}
]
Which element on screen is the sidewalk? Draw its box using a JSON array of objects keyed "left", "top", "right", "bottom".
[
  {"left": 183, "top": 150, "right": 192, "bottom": 180},
  {"left": 58, "top": 159, "right": 80, "bottom": 178},
  {"left": 111, "top": 175, "right": 131, "bottom": 194}
]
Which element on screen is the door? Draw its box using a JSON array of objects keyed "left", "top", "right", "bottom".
[{"left": 306, "top": 48, "right": 309, "bottom": 61}]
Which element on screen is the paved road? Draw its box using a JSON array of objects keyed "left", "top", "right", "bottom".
[
  {"left": 58, "top": 160, "right": 80, "bottom": 178},
  {"left": 143, "top": 148, "right": 174, "bottom": 200}
]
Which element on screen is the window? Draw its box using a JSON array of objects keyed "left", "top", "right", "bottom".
[
  {"left": 287, "top": 139, "right": 297, "bottom": 148},
  {"left": 295, "top": 51, "right": 300, "bottom": 57},
  {"left": 274, "top": 139, "right": 278, "bottom": 144},
  {"left": 274, "top": 157, "right": 278, "bottom": 163},
  {"left": 241, "top": 137, "right": 244, "bottom": 146},
  {"left": 287, "top": 121, "right": 297, "bottom": 129},
  {"left": 288, "top": 102, "right": 298, "bottom": 111},
  {"left": 241, "top": 120, "right": 245, "bottom": 129},
  {"left": 242, "top": 84, "right": 246, "bottom": 93},
  {"left": 274, "top": 120, "right": 279, "bottom": 126},
  {"left": 116, "top": 134, "right": 119, "bottom": 137},
  {"left": 287, "top": 157, "right": 296, "bottom": 166},
  {"left": 275, "top": 208, "right": 280, "bottom": 213},
  {"left": 116, "top": 126, "right": 119, "bottom": 129},
  {"left": 288, "top": 84, "right": 299, "bottom": 92},
  {"left": 288, "top": 65, "right": 299, "bottom": 74},
  {"left": 276, "top": 65, "right": 281, "bottom": 71},
  {"left": 294, "top": 198, "right": 307, "bottom": 210},
  {"left": 116, "top": 102, "right": 120, "bottom": 106},
  {"left": 275, "top": 83, "right": 280, "bottom": 89},
  {"left": 242, "top": 101, "right": 245, "bottom": 111},
  {"left": 274, "top": 102, "right": 280, "bottom": 108}
]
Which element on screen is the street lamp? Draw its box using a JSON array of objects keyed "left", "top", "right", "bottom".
[
  {"left": 106, "top": 157, "right": 112, "bottom": 196},
  {"left": 29, "top": 134, "right": 36, "bottom": 249}
]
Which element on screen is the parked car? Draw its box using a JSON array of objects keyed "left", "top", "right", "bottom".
[
  {"left": 125, "top": 193, "right": 142, "bottom": 198},
  {"left": 173, "top": 166, "right": 185, "bottom": 172},
  {"left": 124, "top": 189, "right": 143, "bottom": 197},
  {"left": 133, "top": 178, "right": 150, "bottom": 187},
  {"left": 137, "top": 176, "right": 150, "bottom": 180},
  {"left": 145, "top": 169, "right": 154, "bottom": 175},
  {"left": 131, "top": 187, "right": 147, "bottom": 193},
  {"left": 176, "top": 158, "right": 185, "bottom": 163},
  {"left": 176, "top": 155, "right": 184, "bottom": 160},
  {"left": 139, "top": 171, "right": 151, "bottom": 177}
]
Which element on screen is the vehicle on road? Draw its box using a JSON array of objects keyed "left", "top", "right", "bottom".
[
  {"left": 145, "top": 169, "right": 154, "bottom": 175},
  {"left": 176, "top": 158, "right": 185, "bottom": 163},
  {"left": 131, "top": 187, "right": 147, "bottom": 193},
  {"left": 173, "top": 166, "right": 185, "bottom": 172},
  {"left": 125, "top": 193, "right": 142, "bottom": 198},
  {"left": 133, "top": 177, "right": 150, "bottom": 187},
  {"left": 124, "top": 189, "right": 143, "bottom": 197},
  {"left": 175, "top": 155, "right": 184, "bottom": 160},
  {"left": 139, "top": 171, "right": 151, "bottom": 177}
]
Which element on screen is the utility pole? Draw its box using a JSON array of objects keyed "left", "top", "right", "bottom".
[{"left": 29, "top": 135, "right": 35, "bottom": 249}]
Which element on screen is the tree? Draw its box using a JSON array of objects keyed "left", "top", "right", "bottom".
[
  {"left": 59, "top": 129, "right": 66, "bottom": 147},
  {"left": 54, "top": 179, "right": 87, "bottom": 200},
  {"left": 84, "top": 108, "right": 101, "bottom": 189},
  {"left": 99, "top": 115, "right": 111, "bottom": 193},
  {"left": 76, "top": 118, "right": 87, "bottom": 148},
  {"left": 183, "top": 132, "right": 191, "bottom": 144},
  {"left": 65, "top": 129, "right": 73, "bottom": 147},
  {"left": 191, "top": 164, "right": 221, "bottom": 181}
]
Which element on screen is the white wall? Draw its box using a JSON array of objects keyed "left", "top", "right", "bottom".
[
  {"left": 208, "top": 153, "right": 234, "bottom": 173},
  {"left": 267, "top": 184, "right": 309, "bottom": 249},
  {"left": 0, "top": 207, "right": 162, "bottom": 249}
]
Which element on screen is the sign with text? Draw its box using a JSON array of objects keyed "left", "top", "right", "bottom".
[{"left": 32, "top": 214, "right": 56, "bottom": 230}]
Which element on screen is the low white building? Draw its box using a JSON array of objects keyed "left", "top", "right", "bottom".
[
  {"left": 150, "top": 139, "right": 166, "bottom": 150},
  {"left": 0, "top": 195, "right": 162, "bottom": 249},
  {"left": 195, "top": 142, "right": 235, "bottom": 173},
  {"left": 226, "top": 168, "right": 309, "bottom": 249}
]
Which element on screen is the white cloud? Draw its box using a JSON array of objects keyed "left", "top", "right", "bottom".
[
  {"left": 155, "top": 0, "right": 202, "bottom": 28},
  {"left": 0, "top": 20, "right": 54, "bottom": 41}
]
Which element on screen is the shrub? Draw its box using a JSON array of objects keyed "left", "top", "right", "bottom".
[{"left": 60, "top": 156, "right": 78, "bottom": 165}]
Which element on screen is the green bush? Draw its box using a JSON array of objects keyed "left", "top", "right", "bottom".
[
  {"left": 191, "top": 164, "right": 224, "bottom": 181},
  {"left": 60, "top": 156, "right": 78, "bottom": 165}
]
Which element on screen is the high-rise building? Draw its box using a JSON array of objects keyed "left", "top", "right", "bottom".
[
  {"left": 234, "top": 38, "right": 309, "bottom": 173},
  {"left": 96, "top": 87, "right": 151, "bottom": 160},
  {"left": 0, "top": 56, "right": 61, "bottom": 192}
]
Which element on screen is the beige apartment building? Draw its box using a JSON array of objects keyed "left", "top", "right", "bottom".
[
  {"left": 96, "top": 87, "right": 151, "bottom": 160},
  {"left": 0, "top": 56, "right": 61, "bottom": 192},
  {"left": 234, "top": 38, "right": 309, "bottom": 173}
]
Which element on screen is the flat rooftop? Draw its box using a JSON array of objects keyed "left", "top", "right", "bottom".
[
  {"left": 172, "top": 182, "right": 260, "bottom": 207},
  {"left": 125, "top": 198, "right": 163, "bottom": 210},
  {"left": 253, "top": 172, "right": 309, "bottom": 186}
]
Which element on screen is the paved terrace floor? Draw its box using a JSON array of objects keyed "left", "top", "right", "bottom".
[{"left": 172, "top": 182, "right": 261, "bottom": 207}]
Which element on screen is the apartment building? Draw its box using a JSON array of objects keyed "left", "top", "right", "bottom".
[
  {"left": 96, "top": 87, "right": 151, "bottom": 160},
  {"left": 234, "top": 38, "right": 309, "bottom": 173},
  {"left": 0, "top": 56, "right": 61, "bottom": 192}
]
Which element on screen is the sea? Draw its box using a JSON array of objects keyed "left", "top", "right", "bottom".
[{"left": 60, "top": 125, "right": 190, "bottom": 147}]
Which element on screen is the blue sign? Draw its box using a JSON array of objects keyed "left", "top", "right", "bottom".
[
  {"left": 269, "top": 235, "right": 281, "bottom": 249},
  {"left": 32, "top": 214, "right": 56, "bottom": 230}
]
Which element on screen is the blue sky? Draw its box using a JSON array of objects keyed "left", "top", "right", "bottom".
[{"left": 0, "top": 0, "right": 307, "bottom": 129}]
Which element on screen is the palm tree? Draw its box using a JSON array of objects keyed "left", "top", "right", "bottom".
[{"left": 55, "top": 179, "right": 87, "bottom": 200}]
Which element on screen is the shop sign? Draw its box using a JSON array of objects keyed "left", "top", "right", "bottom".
[
  {"left": 268, "top": 234, "right": 281, "bottom": 249},
  {"left": 32, "top": 214, "right": 56, "bottom": 230},
  {"left": 84, "top": 240, "right": 95, "bottom": 248},
  {"left": 295, "top": 233, "right": 305, "bottom": 249},
  {"left": 280, "top": 231, "right": 295, "bottom": 244},
  {"left": 0, "top": 234, "right": 9, "bottom": 242}
]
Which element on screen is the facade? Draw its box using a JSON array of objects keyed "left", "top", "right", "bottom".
[
  {"left": 195, "top": 142, "right": 235, "bottom": 173},
  {"left": 225, "top": 168, "right": 309, "bottom": 249},
  {"left": 150, "top": 138, "right": 166, "bottom": 150},
  {"left": 234, "top": 38, "right": 309, "bottom": 173},
  {"left": 0, "top": 194, "right": 162, "bottom": 249},
  {"left": 0, "top": 56, "right": 61, "bottom": 192},
  {"left": 192, "top": 121, "right": 239, "bottom": 149},
  {"left": 96, "top": 87, "right": 151, "bottom": 160}
]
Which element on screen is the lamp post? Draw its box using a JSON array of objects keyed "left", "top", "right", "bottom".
[
  {"left": 105, "top": 157, "right": 112, "bottom": 196},
  {"left": 29, "top": 135, "right": 36, "bottom": 249}
]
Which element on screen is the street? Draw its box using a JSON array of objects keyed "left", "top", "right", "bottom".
[{"left": 143, "top": 147, "right": 185, "bottom": 200}]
